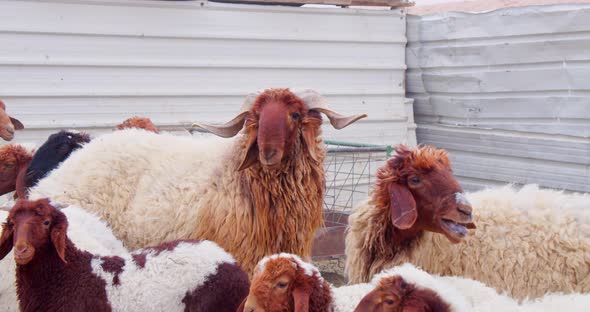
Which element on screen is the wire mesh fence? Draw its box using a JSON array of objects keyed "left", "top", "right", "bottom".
[{"left": 323, "top": 140, "right": 391, "bottom": 225}]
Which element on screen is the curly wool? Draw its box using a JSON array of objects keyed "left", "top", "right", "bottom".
[
  {"left": 29, "top": 128, "right": 325, "bottom": 275},
  {"left": 345, "top": 184, "right": 590, "bottom": 300}
]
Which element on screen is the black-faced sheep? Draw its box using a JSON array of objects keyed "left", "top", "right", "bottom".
[
  {"left": 0, "top": 199, "right": 250, "bottom": 312},
  {"left": 345, "top": 144, "right": 590, "bottom": 300},
  {"left": 29, "top": 88, "right": 367, "bottom": 275},
  {"left": 24, "top": 130, "right": 91, "bottom": 191}
]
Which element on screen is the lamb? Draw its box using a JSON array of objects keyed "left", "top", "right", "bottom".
[
  {"left": 0, "top": 199, "right": 250, "bottom": 312},
  {"left": 115, "top": 116, "right": 160, "bottom": 133},
  {"left": 358, "top": 263, "right": 590, "bottom": 312},
  {"left": 0, "top": 203, "right": 127, "bottom": 312},
  {"left": 345, "top": 144, "right": 590, "bottom": 300},
  {"left": 29, "top": 88, "right": 367, "bottom": 275},
  {"left": 0, "top": 99, "right": 24, "bottom": 141},
  {"left": 23, "top": 130, "right": 91, "bottom": 191},
  {"left": 0, "top": 143, "right": 36, "bottom": 205},
  {"left": 239, "top": 253, "right": 374, "bottom": 312}
]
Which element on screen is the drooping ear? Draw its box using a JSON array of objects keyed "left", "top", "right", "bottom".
[
  {"left": 301, "top": 111, "right": 322, "bottom": 162},
  {"left": 50, "top": 216, "right": 68, "bottom": 264},
  {"left": 236, "top": 298, "right": 246, "bottom": 312},
  {"left": 238, "top": 130, "right": 259, "bottom": 171},
  {"left": 353, "top": 290, "right": 377, "bottom": 312},
  {"left": 292, "top": 286, "right": 311, "bottom": 312},
  {"left": 0, "top": 223, "right": 14, "bottom": 260},
  {"left": 389, "top": 183, "right": 418, "bottom": 230},
  {"left": 10, "top": 117, "right": 24, "bottom": 130}
]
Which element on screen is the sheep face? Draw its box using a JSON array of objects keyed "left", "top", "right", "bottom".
[
  {"left": 0, "top": 100, "right": 24, "bottom": 141},
  {"left": 0, "top": 145, "right": 23, "bottom": 195},
  {"left": 354, "top": 276, "right": 450, "bottom": 312},
  {"left": 116, "top": 116, "right": 159, "bottom": 133},
  {"left": 240, "top": 254, "right": 331, "bottom": 312},
  {"left": 0, "top": 199, "right": 67, "bottom": 265},
  {"left": 377, "top": 145, "right": 475, "bottom": 244},
  {"left": 192, "top": 88, "right": 367, "bottom": 170},
  {"left": 25, "top": 130, "right": 90, "bottom": 188}
]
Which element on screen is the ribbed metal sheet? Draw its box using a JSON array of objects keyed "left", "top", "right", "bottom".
[
  {"left": 1, "top": 0, "right": 414, "bottom": 148},
  {"left": 407, "top": 4, "right": 590, "bottom": 193}
]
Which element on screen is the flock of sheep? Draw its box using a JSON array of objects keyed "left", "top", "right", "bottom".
[{"left": 0, "top": 89, "right": 588, "bottom": 312}]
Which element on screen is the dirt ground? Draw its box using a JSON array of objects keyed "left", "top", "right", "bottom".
[
  {"left": 408, "top": 0, "right": 590, "bottom": 15},
  {"left": 313, "top": 256, "right": 348, "bottom": 287}
]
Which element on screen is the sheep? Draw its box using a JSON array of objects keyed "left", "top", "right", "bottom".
[
  {"left": 115, "top": 116, "right": 160, "bottom": 133},
  {"left": 345, "top": 144, "right": 590, "bottom": 300},
  {"left": 0, "top": 99, "right": 24, "bottom": 141},
  {"left": 29, "top": 88, "right": 367, "bottom": 275},
  {"left": 0, "top": 198, "right": 250, "bottom": 312},
  {"left": 0, "top": 202, "right": 127, "bottom": 312},
  {"left": 0, "top": 143, "right": 36, "bottom": 205},
  {"left": 239, "top": 252, "right": 381, "bottom": 312},
  {"left": 23, "top": 130, "right": 91, "bottom": 191},
  {"left": 359, "top": 263, "right": 590, "bottom": 312}
]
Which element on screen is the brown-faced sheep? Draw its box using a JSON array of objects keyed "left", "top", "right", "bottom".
[
  {"left": 0, "top": 144, "right": 35, "bottom": 201},
  {"left": 0, "top": 100, "right": 24, "bottom": 141},
  {"left": 0, "top": 199, "right": 249, "bottom": 312},
  {"left": 28, "top": 88, "right": 367, "bottom": 275},
  {"left": 345, "top": 145, "right": 590, "bottom": 300},
  {"left": 115, "top": 117, "right": 159, "bottom": 133}
]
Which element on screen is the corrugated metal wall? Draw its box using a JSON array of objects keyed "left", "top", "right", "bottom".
[
  {"left": 407, "top": 4, "right": 590, "bottom": 193},
  {"left": 1, "top": 0, "right": 414, "bottom": 149}
]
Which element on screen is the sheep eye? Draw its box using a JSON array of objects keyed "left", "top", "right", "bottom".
[
  {"left": 276, "top": 282, "right": 288, "bottom": 289},
  {"left": 43, "top": 220, "right": 50, "bottom": 226},
  {"left": 409, "top": 177, "right": 421, "bottom": 184},
  {"left": 291, "top": 112, "right": 300, "bottom": 120},
  {"left": 4, "top": 163, "right": 14, "bottom": 169},
  {"left": 384, "top": 299, "right": 395, "bottom": 305}
]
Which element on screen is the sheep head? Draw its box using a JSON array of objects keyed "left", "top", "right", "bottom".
[
  {"left": 373, "top": 145, "right": 475, "bottom": 244},
  {"left": 0, "top": 100, "right": 24, "bottom": 141},
  {"left": 0, "top": 145, "right": 33, "bottom": 196},
  {"left": 192, "top": 88, "right": 367, "bottom": 170},
  {"left": 239, "top": 253, "right": 332, "bottom": 312},
  {"left": 116, "top": 116, "right": 160, "bottom": 133},
  {"left": 0, "top": 198, "right": 68, "bottom": 265},
  {"left": 354, "top": 275, "right": 451, "bottom": 312},
  {"left": 25, "top": 130, "right": 91, "bottom": 189}
]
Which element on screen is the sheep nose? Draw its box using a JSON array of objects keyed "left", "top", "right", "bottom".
[
  {"left": 15, "top": 244, "right": 29, "bottom": 255},
  {"left": 263, "top": 149, "right": 277, "bottom": 161},
  {"left": 458, "top": 207, "right": 472, "bottom": 220},
  {"left": 6, "top": 127, "right": 14, "bottom": 135}
]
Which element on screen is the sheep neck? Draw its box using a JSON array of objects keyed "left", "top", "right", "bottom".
[{"left": 16, "top": 239, "right": 111, "bottom": 312}]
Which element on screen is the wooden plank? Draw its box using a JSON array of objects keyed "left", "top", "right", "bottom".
[{"left": 211, "top": 0, "right": 414, "bottom": 8}]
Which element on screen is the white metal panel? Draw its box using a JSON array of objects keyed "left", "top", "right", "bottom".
[
  {"left": 407, "top": 4, "right": 590, "bottom": 193},
  {"left": 1, "top": 0, "right": 412, "bottom": 147}
]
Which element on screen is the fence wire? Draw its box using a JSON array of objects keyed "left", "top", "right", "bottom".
[{"left": 323, "top": 140, "right": 391, "bottom": 225}]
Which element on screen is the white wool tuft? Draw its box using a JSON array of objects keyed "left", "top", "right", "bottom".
[
  {"left": 454, "top": 192, "right": 470, "bottom": 205},
  {"left": 258, "top": 253, "right": 319, "bottom": 277}
]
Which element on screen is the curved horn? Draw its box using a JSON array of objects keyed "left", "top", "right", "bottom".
[
  {"left": 295, "top": 89, "right": 367, "bottom": 129},
  {"left": 190, "top": 92, "right": 260, "bottom": 138}
]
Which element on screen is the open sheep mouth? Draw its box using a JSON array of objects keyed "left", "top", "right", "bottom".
[{"left": 441, "top": 218, "right": 468, "bottom": 237}]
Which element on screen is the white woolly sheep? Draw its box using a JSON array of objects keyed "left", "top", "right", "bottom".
[
  {"left": 345, "top": 144, "right": 590, "bottom": 300},
  {"left": 29, "top": 88, "right": 367, "bottom": 275},
  {"left": 0, "top": 199, "right": 250, "bottom": 312},
  {"left": 0, "top": 202, "right": 127, "bottom": 312}
]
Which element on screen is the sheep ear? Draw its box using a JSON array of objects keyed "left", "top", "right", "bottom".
[
  {"left": 389, "top": 183, "right": 417, "bottom": 230},
  {"left": 50, "top": 219, "right": 68, "bottom": 264},
  {"left": 301, "top": 112, "right": 322, "bottom": 163},
  {"left": 0, "top": 224, "right": 14, "bottom": 260},
  {"left": 10, "top": 117, "right": 24, "bottom": 130},
  {"left": 236, "top": 298, "right": 246, "bottom": 312},
  {"left": 238, "top": 132, "right": 258, "bottom": 171},
  {"left": 292, "top": 286, "right": 311, "bottom": 312}
]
